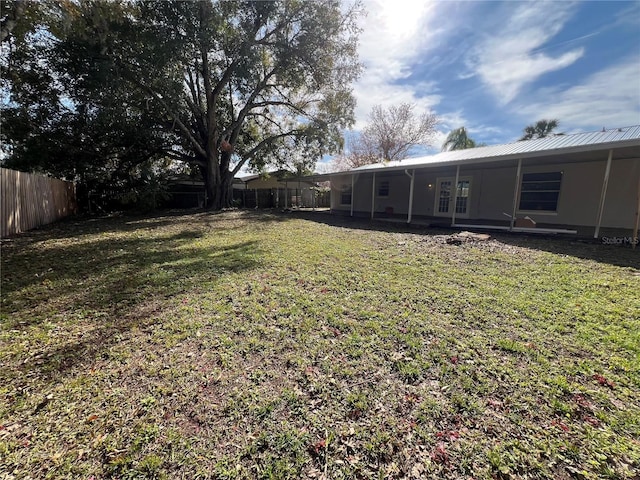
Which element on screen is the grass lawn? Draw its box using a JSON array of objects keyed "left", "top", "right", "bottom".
[{"left": 1, "top": 210, "right": 639, "bottom": 479}]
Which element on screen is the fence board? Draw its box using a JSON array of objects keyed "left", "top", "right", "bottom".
[{"left": 1, "top": 168, "right": 77, "bottom": 237}]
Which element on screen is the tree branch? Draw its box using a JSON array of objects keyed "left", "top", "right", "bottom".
[
  {"left": 128, "top": 76, "right": 207, "bottom": 158},
  {"left": 232, "top": 129, "right": 302, "bottom": 175},
  {"left": 166, "top": 150, "right": 204, "bottom": 166}
]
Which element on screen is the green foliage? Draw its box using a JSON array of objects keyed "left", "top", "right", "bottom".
[
  {"left": 520, "top": 119, "right": 561, "bottom": 140},
  {"left": 442, "top": 126, "right": 478, "bottom": 151},
  {"left": 3, "top": 0, "right": 362, "bottom": 209},
  {"left": 1, "top": 1, "right": 179, "bottom": 210}
]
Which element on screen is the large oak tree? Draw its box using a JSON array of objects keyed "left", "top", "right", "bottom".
[
  {"left": 62, "top": 0, "right": 361, "bottom": 208},
  {"left": 2, "top": 0, "right": 361, "bottom": 209}
]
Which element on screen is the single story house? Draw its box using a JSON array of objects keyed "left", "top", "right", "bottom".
[
  {"left": 233, "top": 170, "right": 328, "bottom": 208},
  {"left": 307, "top": 126, "right": 640, "bottom": 238}
]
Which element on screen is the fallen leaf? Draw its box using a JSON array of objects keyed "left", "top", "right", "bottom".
[
  {"left": 431, "top": 443, "right": 448, "bottom": 464},
  {"left": 308, "top": 439, "right": 326, "bottom": 456},
  {"left": 551, "top": 420, "right": 570, "bottom": 432},
  {"left": 593, "top": 374, "right": 615, "bottom": 388}
]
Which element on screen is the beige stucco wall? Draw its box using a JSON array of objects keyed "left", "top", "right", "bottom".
[
  {"left": 469, "top": 157, "right": 640, "bottom": 228},
  {"left": 331, "top": 156, "right": 640, "bottom": 228}
]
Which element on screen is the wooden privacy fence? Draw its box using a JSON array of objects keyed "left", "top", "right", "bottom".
[{"left": 1, "top": 168, "right": 77, "bottom": 237}]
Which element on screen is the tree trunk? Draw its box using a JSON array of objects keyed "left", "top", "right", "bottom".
[
  {"left": 203, "top": 151, "right": 218, "bottom": 209},
  {"left": 202, "top": 154, "right": 234, "bottom": 210},
  {"left": 218, "top": 176, "right": 233, "bottom": 208}
]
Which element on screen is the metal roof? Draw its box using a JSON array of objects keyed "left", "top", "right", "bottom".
[{"left": 337, "top": 125, "right": 640, "bottom": 175}]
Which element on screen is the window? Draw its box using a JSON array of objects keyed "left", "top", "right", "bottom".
[
  {"left": 340, "top": 186, "right": 352, "bottom": 205},
  {"left": 519, "top": 172, "right": 562, "bottom": 212},
  {"left": 378, "top": 180, "right": 390, "bottom": 197},
  {"left": 438, "top": 180, "right": 452, "bottom": 213},
  {"left": 455, "top": 180, "right": 470, "bottom": 213}
]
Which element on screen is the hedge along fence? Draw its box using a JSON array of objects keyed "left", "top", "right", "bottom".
[{"left": 1, "top": 168, "right": 77, "bottom": 238}]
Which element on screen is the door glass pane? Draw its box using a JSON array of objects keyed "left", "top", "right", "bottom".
[
  {"left": 456, "top": 180, "right": 469, "bottom": 214},
  {"left": 438, "top": 181, "right": 451, "bottom": 213}
]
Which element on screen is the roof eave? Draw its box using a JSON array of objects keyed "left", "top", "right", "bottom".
[{"left": 320, "top": 138, "right": 640, "bottom": 177}]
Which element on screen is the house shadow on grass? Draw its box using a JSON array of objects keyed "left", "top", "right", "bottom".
[
  {"left": 1, "top": 216, "right": 263, "bottom": 387},
  {"left": 293, "top": 210, "right": 640, "bottom": 270}
]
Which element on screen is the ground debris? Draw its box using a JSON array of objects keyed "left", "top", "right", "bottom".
[{"left": 445, "top": 231, "right": 491, "bottom": 245}]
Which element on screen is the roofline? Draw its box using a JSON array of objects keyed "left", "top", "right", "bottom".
[{"left": 312, "top": 137, "right": 640, "bottom": 179}]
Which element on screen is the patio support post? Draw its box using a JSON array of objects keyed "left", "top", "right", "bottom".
[
  {"left": 634, "top": 172, "right": 640, "bottom": 249},
  {"left": 594, "top": 149, "right": 613, "bottom": 239},
  {"left": 405, "top": 169, "right": 415, "bottom": 223},
  {"left": 350, "top": 174, "right": 354, "bottom": 217},
  {"left": 371, "top": 172, "right": 376, "bottom": 220},
  {"left": 451, "top": 164, "right": 460, "bottom": 226},
  {"left": 510, "top": 158, "right": 523, "bottom": 231}
]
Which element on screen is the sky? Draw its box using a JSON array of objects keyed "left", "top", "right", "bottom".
[{"left": 323, "top": 0, "right": 640, "bottom": 166}]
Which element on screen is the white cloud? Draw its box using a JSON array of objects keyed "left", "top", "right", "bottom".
[
  {"left": 432, "top": 110, "right": 468, "bottom": 150},
  {"left": 467, "top": 1, "right": 584, "bottom": 105},
  {"left": 350, "top": 1, "right": 508, "bottom": 150},
  {"left": 430, "top": 111, "right": 509, "bottom": 151},
  {"left": 517, "top": 58, "right": 640, "bottom": 129},
  {"left": 352, "top": 0, "right": 443, "bottom": 129}
]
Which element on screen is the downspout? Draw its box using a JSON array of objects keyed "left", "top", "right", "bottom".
[
  {"left": 405, "top": 169, "right": 415, "bottom": 224},
  {"left": 510, "top": 158, "right": 522, "bottom": 231},
  {"left": 451, "top": 164, "right": 460, "bottom": 227},
  {"left": 594, "top": 149, "right": 613, "bottom": 239},
  {"left": 371, "top": 172, "right": 376, "bottom": 220}
]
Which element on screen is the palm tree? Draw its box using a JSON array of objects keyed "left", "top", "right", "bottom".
[
  {"left": 442, "top": 127, "right": 478, "bottom": 151},
  {"left": 519, "top": 119, "right": 560, "bottom": 141}
]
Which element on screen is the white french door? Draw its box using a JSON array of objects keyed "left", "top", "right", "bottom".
[{"left": 434, "top": 176, "right": 471, "bottom": 218}]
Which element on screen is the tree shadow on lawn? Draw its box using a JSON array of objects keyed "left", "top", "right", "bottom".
[
  {"left": 294, "top": 211, "right": 640, "bottom": 270},
  {"left": 1, "top": 224, "right": 262, "bottom": 387},
  {"left": 1, "top": 207, "right": 291, "bottom": 245}
]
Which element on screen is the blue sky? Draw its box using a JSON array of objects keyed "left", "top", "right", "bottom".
[{"left": 328, "top": 0, "right": 640, "bottom": 163}]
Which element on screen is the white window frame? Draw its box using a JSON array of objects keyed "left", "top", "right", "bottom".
[
  {"left": 517, "top": 171, "right": 562, "bottom": 216},
  {"left": 433, "top": 176, "right": 472, "bottom": 218}
]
